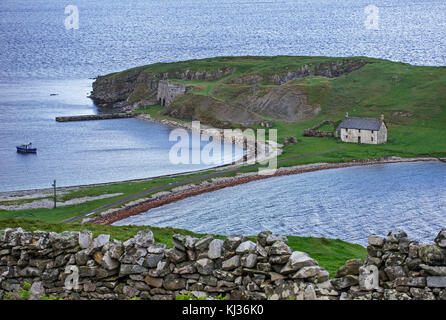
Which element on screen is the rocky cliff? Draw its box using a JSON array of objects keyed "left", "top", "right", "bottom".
[{"left": 90, "top": 57, "right": 369, "bottom": 123}]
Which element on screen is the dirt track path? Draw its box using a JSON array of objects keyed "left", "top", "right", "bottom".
[{"left": 62, "top": 147, "right": 344, "bottom": 223}]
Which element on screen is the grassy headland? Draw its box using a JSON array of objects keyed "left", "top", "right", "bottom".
[{"left": 1, "top": 56, "right": 444, "bottom": 269}]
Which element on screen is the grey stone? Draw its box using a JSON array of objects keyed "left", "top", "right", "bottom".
[
  {"left": 165, "top": 248, "right": 186, "bottom": 264},
  {"left": 74, "top": 249, "right": 89, "bottom": 266},
  {"left": 257, "top": 231, "right": 272, "bottom": 247},
  {"left": 385, "top": 252, "right": 406, "bottom": 267},
  {"left": 223, "top": 235, "right": 243, "bottom": 251},
  {"left": 335, "top": 259, "right": 363, "bottom": 277},
  {"left": 269, "top": 241, "right": 292, "bottom": 256},
  {"left": 147, "top": 243, "right": 166, "bottom": 254},
  {"left": 79, "top": 230, "right": 93, "bottom": 249},
  {"left": 368, "top": 235, "right": 386, "bottom": 247},
  {"left": 173, "top": 262, "right": 196, "bottom": 275},
  {"left": 387, "top": 231, "right": 408, "bottom": 243},
  {"left": 144, "top": 254, "right": 163, "bottom": 268},
  {"left": 119, "top": 264, "right": 148, "bottom": 276},
  {"left": 29, "top": 281, "right": 45, "bottom": 300},
  {"left": 196, "top": 258, "right": 214, "bottom": 275},
  {"left": 102, "top": 251, "right": 119, "bottom": 270},
  {"left": 269, "top": 255, "right": 290, "bottom": 264},
  {"left": 42, "top": 268, "right": 59, "bottom": 282},
  {"left": 427, "top": 276, "right": 446, "bottom": 288},
  {"left": 255, "top": 242, "right": 267, "bottom": 257},
  {"left": 51, "top": 231, "right": 79, "bottom": 249},
  {"left": 304, "top": 284, "right": 317, "bottom": 300},
  {"left": 384, "top": 266, "right": 407, "bottom": 281},
  {"left": 235, "top": 241, "right": 256, "bottom": 254},
  {"left": 359, "top": 265, "right": 380, "bottom": 291},
  {"left": 172, "top": 234, "right": 186, "bottom": 251},
  {"left": 108, "top": 241, "right": 124, "bottom": 259},
  {"left": 280, "top": 251, "right": 317, "bottom": 274},
  {"left": 163, "top": 274, "right": 186, "bottom": 290},
  {"left": 419, "top": 244, "right": 446, "bottom": 265},
  {"left": 208, "top": 239, "right": 224, "bottom": 259},
  {"left": 420, "top": 264, "right": 446, "bottom": 276},
  {"left": 195, "top": 235, "right": 214, "bottom": 252},
  {"left": 222, "top": 255, "right": 241, "bottom": 270},
  {"left": 293, "top": 266, "right": 323, "bottom": 279},
  {"left": 435, "top": 230, "right": 446, "bottom": 248},
  {"left": 93, "top": 234, "right": 110, "bottom": 249},
  {"left": 241, "top": 254, "right": 257, "bottom": 268},
  {"left": 123, "top": 285, "right": 139, "bottom": 298},
  {"left": 134, "top": 230, "right": 154, "bottom": 247},
  {"left": 265, "top": 234, "right": 287, "bottom": 245},
  {"left": 331, "top": 275, "right": 359, "bottom": 290}
]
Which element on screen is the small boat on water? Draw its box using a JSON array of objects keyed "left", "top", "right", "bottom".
[{"left": 16, "top": 142, "right": 37, "bottom": 153}]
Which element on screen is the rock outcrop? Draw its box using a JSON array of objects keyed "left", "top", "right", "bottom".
[{"left": 89, "top": 57, "right": 369, "bottom": 123}]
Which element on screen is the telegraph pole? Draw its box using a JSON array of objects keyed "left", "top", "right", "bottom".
[{"left": 52, "top": 180, "right": 56, "bottom": 209}]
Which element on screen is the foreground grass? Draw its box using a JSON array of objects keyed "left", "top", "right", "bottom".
[{"left": 0, "top": 219, "right": 366, "bottom": 276}]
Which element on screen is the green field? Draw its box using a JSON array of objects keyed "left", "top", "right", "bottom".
[{"left": 1, "top": 56, "right": 444, "bottom": 270}]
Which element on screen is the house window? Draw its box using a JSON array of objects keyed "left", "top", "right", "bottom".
[
  {"left": 371, "top": 137, "right": 374, "bottom": 141},
  {"left": 371, "top": 130, "right": 374, "bottom": 134},
  {"left": 359, "top": 129, "right": 361, "bottom": 133}
]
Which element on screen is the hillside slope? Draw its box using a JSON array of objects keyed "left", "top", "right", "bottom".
[{"left": 91, "top": 56, "right": 446, "bottom": 160}]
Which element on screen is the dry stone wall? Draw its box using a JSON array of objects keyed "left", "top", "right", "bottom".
[{"left": 1, "top": 227, "right": 445, "bottom": 300}]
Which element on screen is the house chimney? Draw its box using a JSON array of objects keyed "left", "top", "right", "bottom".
[
  {"left": 380, "top": 114, "right": 384, "bottom": 123},
  {"left": 345, "top": 112, "right": 349, "bottom": 119}
]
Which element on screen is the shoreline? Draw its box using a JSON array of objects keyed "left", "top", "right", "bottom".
[
  {"left": 89, "top": 156, "right": 444, "bottom": 226},
  {"left": 0, "top": 113, "right": 281, "bottom": 199}
]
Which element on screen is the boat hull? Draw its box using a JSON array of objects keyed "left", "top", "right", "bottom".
[{"left": 16, "top": 147, "right": 37, "bottom": 153}]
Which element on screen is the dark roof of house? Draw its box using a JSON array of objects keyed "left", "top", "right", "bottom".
[{"left": 336, "top": 117, "right": 382, "bottom": 131}]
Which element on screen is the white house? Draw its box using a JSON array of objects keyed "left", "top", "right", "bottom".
[{"left": 336, "top": 113, "right": 387, "bottom": 144}]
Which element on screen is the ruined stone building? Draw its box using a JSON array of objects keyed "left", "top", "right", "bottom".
[
  {"left": 336, "top": 113, "right": 387, "bottom": 144},
  {"left": 156, "top": 80, "right": 186, "bottom": 107}
]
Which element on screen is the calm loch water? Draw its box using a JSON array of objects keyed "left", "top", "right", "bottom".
[
  {"left": 114, "top": 162, "right": 446, "bottom": 245},
  {"left": 0, "top": 0, "right": 445, "bottom": 242}
]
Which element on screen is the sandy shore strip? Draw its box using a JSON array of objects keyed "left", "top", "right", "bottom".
[
  {"left": 135, "top": 113, "right": 282, "bottom": 165},
  {"left": 88, "top": 156, "right": 444, "bottom": 226}
]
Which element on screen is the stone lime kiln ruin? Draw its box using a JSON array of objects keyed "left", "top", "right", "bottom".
[
  {"left": 1, "top": 227, "right": 446, "bottom": 300},
  {"left": 156, "top": 80, "right": 186, "bottom": 107}
]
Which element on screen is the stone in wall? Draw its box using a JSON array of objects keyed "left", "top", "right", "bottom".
[{"left": 1, "top": 227, "right": 446, "bottom": 300}]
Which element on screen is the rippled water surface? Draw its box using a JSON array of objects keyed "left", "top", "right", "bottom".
[
  {"left": 1, "top": 0, "right": 446, "bottom": 191},
  {"left": 115, "top": 162, "right": 446, "bottom": 245}
]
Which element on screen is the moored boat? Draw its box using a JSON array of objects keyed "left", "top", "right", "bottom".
[{"left": 16, "top": 142, "right": 37, "bottom": 153}]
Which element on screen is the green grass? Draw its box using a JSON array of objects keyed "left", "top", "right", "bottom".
[
  {"left": 131, "top": 55, "right": 446, "bottom": 163},
  {"left": 0, "top": 219, "right": 366, "bottom": 276},
  {"left": 1, "top": 55, "right": 444, "bottom": 265}
]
